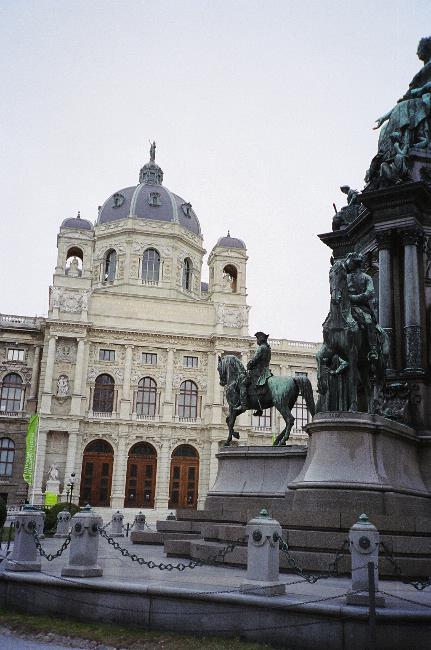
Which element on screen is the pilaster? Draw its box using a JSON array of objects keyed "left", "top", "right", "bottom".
[
  {"left": 71, "top": 338, "right": 86, "bottom": 415},
  {"left": 40, "top": 335, "right": 57, "bottom": 413},
  {"left": 162, "top": 348, "right": 175, "bottom": 420},
  {"left": 119, "top": 345, "right": 133, "bottom": 418},
  {"left": 401, "top": 228, "right": 424, "bottom": 372},
  {"left": 154, "top": 440, "right": 170, "bottom": 509}
]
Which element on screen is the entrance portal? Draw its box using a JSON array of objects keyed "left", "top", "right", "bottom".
[
  {"left": 168, "top": 444, "right": 199, "bottom": 509},
  {"left": 79, "top": 439, "right": 114, "bottom": 507},
  {"left": 124, "top": 442, "right": 157, "bottom": 508}
]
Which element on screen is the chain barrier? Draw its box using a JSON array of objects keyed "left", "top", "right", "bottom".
[
  {"left": 98, "top": 526, "right": 245, "bottom": 571},
  {"left": 379, "top": 541, "right": 431, "bottom": 591},
  {"left": 30, "top": 523, "right": 71, "bottom": 562},
  {"left": 276, "top": 534, "right": 349, "bottom": 584}
]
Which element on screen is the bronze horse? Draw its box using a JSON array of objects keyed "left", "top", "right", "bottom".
[
  {"left": 218, "top": 354, "right": 315, "bottom": 446},
  {"left": 316, "top": 259, "right": 389, "bottom": 412}
]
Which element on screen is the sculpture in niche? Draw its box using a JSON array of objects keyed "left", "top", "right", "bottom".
[
  {"left": 56, "top": 342, "right": 76, "bottom": 363},
  {"left": 56, "top": 375, "right": 69, "bottom": 397},
  {"left": 68, "top": 257, "right": 80, "bottom": 277},
  {"left": 48, "top": 464, "right": 59, "bottom": 481}
]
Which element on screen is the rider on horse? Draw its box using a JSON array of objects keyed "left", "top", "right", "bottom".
[
  {"left": 344, "top": 252, "right": 378, "bottom": 362},
  {"left": 235, "top": 331, "right": 273, "bottom": 416}
]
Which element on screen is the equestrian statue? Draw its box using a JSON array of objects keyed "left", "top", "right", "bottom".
[
  {"left": 218, "top": 332, "right": 315, "bottom": 447},
  {"left": 316, "top": 252, "right": 389, "bottom": 413}
]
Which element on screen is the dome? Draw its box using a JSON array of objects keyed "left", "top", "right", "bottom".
[
  {"left": 61, "top": 212, "right": 93, "bottom": 231},
  {"left": 215, "top": 231, "right": 246, "bottom": 250},
  {"left": 97, "top": 144, "right": 201, "bottom": 236}
]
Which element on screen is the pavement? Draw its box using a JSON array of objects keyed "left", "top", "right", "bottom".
[
  {"left": 0, "top": 631, "right": 82, "bottom": 650},
  {"left": 1, "top": 533, "right": 431, "bottom": 615}
]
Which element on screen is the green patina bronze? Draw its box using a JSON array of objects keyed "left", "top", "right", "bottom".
[
  {"left": 218, "top": 335, "right": 315, "bottom": 447},
  {"left": 366, "top": 36, "right": 431, "bottom": 189},
  {"left": 316, "top": 253, "right": 389, "bottom": 414}
]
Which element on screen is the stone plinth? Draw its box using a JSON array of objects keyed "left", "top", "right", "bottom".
[{"left": 288, "top": 412, "right": 431, "bottom": 517}]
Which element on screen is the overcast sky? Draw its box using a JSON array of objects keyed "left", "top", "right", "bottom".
[{"left": 1, "top": 0, "right": 429, "bottom": 341}]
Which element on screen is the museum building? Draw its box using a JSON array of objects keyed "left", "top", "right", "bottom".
[{"left": 0, "top": 150, "right": 319, "bottom": 509}]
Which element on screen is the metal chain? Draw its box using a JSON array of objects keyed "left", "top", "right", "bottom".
[
  {"left": 379, "top": 541, "right": 431, "bottom": 590},
  {"left": 98, "top": 526, "right": 245, "bottom": 571},
  {"left": 276, "top": 534, "right": 349, "bottom": 584},
  {"left": 30, "top": 524, "right": 71, "bottom": 561}
]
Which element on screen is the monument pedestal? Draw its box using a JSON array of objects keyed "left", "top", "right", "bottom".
[{"left": 287, "top": 412, "right": 431, "bottom": 517}]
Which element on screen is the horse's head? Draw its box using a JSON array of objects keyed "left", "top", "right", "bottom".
[
  {"left": 217, "top": 355, "right": 226, "bottom": 386},
  {"left": 217, "top": 354, "right": 245, "bottom": 387},
  {"left": 329, "top": 259, "right": 348, "bottom": 304}
]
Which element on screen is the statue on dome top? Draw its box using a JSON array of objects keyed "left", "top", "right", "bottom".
[{"left": 149, "top": 140, "right": 156, "bottom": 163}]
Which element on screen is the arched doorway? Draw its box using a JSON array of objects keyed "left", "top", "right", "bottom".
[
  {"left": 79, "top": 439, "right": 114, "bottom": 507},
  {"left": 124, "top": 442, "right": 157, "bottom": 508},
  {"left": 168, "top": 444, "right": 199, "bottom": 509}
]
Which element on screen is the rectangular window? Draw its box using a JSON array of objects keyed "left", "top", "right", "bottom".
[
  {"left": 293, "top": 396, "right": 310, "bottom": 430},
  {"left": 7, "top": 349, "right": 24, "bottom": 362},
  {"left": 99, "top": 349, "right": 115, "bottom": 362},
  {"left": 183, "top": 356, "right": 198, "bottom": 368},
  {"left": 142, "top": 352, "right": 157, "bottom": 365},
  {"left": 252, "top": 409, "right": 272, "bottom": 429}
]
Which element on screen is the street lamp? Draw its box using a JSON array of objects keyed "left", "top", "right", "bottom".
[{"left": 67, "top": 472, "right": 76, "bottom": 512}]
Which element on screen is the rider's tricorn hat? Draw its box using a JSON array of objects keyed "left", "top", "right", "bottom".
[{"left": 254, "top": 331, "right": 269, "bottom": 340}]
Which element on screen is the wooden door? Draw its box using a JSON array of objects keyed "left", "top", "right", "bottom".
[
  {"left": 168, "top": 457, "right": 199, "bottom": 509},
  {"left": 124, "top": 456, "right": 157, "bottom": 508},
  {"left": 79, "top": 453, "right": 113, "bottom": 507}
]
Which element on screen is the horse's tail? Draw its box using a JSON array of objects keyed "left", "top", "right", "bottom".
[{"left": 295, "top": 376, "right": 315, "bottom": 417}]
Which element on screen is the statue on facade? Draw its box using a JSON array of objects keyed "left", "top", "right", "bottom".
[
  {"left": 332, "top": 186, "right": 361, "bottom": 231},
  {"left": 149, "top": 140, "right": 156, "bottom": 163},
  {"left": 56, "top": 375, "right": 69, "bottom": 397},
  {"left": 366, "top": 36, "right": 431, "bottom": 189},
  {"left": 316, "top": 253, "right": 389, "bottom": 413},
  {"left": 218, "top": 333, "right": 315, "bottom": 446},
  {"left": 48, "top": 464, "right": 59, "bottom": 481}
]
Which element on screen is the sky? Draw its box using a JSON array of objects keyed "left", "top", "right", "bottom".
[{"left": 1, "top": 0, "right": 429, "bottom": 341}]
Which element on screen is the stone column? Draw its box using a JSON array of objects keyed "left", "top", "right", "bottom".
[
  {"left": 154, "top": 440, "right": 170, "bottom": 509},
  {"left": 111, "top": 432, "right": 127, "bottom": 509},
  {"left": 208, "top": 439, "right": 220, "bottom": 490},
  {"left": 71, "top": 338, "right": 86, "bottom": 415},
  {"left": 210, "top": 350, "right": 223, "bottom": 426},
  {"left": 197, "top": 442, "right": 211, "bottom": 509},
  {"left": 162, "top": 348, "right": 175, "bottom": 420},
  {"left": 120, "top": 345, "right": 133, "bottom": 418},
  {"left": 63, "top": 431, "right": 78, "bottom": 499},
  {"left": 376, "top": 230, "right": 394, "bottom": 370},
  {"left": 401, "top": 229, "right": 423, "bottom": 371},
  {"left": 29, "top": 345, "right": 42, "bottom": 399},
  {"left": 40, "top": 335, "right": 56, "bottom": 412},
  {"left": 32, "top": 429, "right": 48, "bottom": 505}
]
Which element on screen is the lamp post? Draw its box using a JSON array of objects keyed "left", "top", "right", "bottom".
[{"left": 67, "top": 472, "right": 76, "bottom": 512}]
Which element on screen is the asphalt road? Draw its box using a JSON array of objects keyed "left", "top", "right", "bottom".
[{"left": 0, "top": 632, "right": 82, "bottom": 649}]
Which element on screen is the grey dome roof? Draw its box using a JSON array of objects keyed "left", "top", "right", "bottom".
[
  {"left": 97, "top": 150, "right": 201, "bottom": 236},
  {"left": 61, "top": 212, "right": 93, "bottom": 230},
  {"left": 215, "top": 232, "right": 246, "bottom": 250}
]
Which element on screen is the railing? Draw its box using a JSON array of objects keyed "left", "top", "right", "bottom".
[
  {"left": 177, "top": 416, "right": 199, "bottom": 423},
  {"left": 91, "top": 411, "right": 114, "bottom": 418},
  {"left": 136, "top": 414, "right": 156, "bottom": 421},
  {"left": 142, "top": 280, "right": 159, "bottom": 287},
  {"left": 0, "top": 314, "right": 44, "bottom": 329},
  {"left": 269, "top": 338, "right": 320, "bottom": 350},
  {"left": 0, "top": 410, "right": 23, "bottom": 418}
]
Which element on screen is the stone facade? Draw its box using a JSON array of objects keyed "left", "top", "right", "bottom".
[
  {"left": 2, "top": 154, "right": 319, "bottom": 509},
  {"left": 0, "top": 314, "right": 45, "bottom": 505}
]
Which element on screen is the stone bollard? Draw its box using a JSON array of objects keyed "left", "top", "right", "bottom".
[
  {"left": 110, "top": 510, "right": 124, "bottom": 537},
  {"left": 134, "top": 511, "right": 146, "bottom": 531},
  {"left": 54, "top": 510, "right": 71, "bottom": 538},
  {"left": 240, "top": 509, "right": 285, "bottom": 596},
  {"left": 346, "top": 513, "right": 385, "bottom": 607},
  {"left": 5, "top": 506, "right": 44, "bottom": 572},
  {"left": 36, "top": 511, "right": 45, "bottom": 539},
  {"left": 61, "top": 505, "right": 103, "bottom": 577}
]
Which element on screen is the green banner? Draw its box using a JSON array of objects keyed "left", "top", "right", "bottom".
[
  {"left": 44, "top": 492, "right": 57, "bottom": 506},
  {"left": 23, "top": 414, "right": 38, "bottom": 485}
]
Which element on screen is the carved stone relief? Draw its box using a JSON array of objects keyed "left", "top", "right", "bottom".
[{"left": 56, "top": 342, "right": 77, "bottom": 363}]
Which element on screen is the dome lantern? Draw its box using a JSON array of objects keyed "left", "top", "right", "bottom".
[{"left": 138, "top": 141, "right": 164, "bottom": 185}]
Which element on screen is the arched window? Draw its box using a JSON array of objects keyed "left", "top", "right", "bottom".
[
  {"left": 223, "top": 264, "right": 238, "bottom": 292},
  {"left": 172, "top": 444, "right": 198, "bottom": 458},
  {"left": 178, "top": 380, "right": 198, "bottom": 419},
  {"left": 104, "top": 249, "right": 117, "bottom": 283},
  {"left": 0, "top": 373, "right": 23, "bottom": 413},
  {"left": 93, "top": 374, "right": 115, "bottom": 413},
  {"left": 142, "top": 248, "right": 160, "bottom": 282},
  {"left": 0, "top": 438, "right": 15, "bottom": 476},
  {"left": 182, "top": 258, "right": 192, "bottom": 291},
  {"left": 136, "top": 377, "right": 157, "bottom": 416},
  {"left": 65, "top": 247, "right": 83, "bottom": 276}
]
